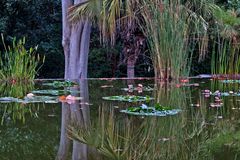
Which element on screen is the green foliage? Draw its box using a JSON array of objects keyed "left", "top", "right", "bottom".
[
  {"left": 141, "top": 0, "right": 205, "bottom": 79},
  {"left": 224, "top": 0, "right": 240, "bottom": 10},
  {"left": 0, "top": 35, "right": 44, "bottom": 81},
  {"left": 0, "top": 0, "right": 63, "bottom": 78}
]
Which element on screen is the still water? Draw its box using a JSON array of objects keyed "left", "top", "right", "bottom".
[{"left": 0, "top": 79, "right": 240, "bottom": 160}]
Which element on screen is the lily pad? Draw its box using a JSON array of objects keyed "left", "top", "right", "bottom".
[
  {"left": 221, "top": 80, "right": 240, "bottom": 83},
  {"left": 0, "top": 96, "right": 58, "bottom": 104},
  {"left": 31, "top": 89, "right": 80, "bottom": 96},
  {"left": 43, "top": 80, "right": 78, "bottom": 88},
  {"left": 102, "top": 95, "right": 154, "bottom": 102},
  {"left": 0, "top": 97, "right": 19, "bottom": 103}
]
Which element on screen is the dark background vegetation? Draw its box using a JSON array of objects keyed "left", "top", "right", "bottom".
[{"left": 0, "top": 0, "right": 239, "bottom": 78}]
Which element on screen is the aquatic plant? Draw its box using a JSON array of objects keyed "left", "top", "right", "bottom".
[
  {"left": 0, "top": 34, "right": 44, "bottom": 81},
  {"left": 140, "top": 0, "right": 208, "bottom": 79},
  {"left": 120, "top": 103, "right": 181, "bottom": 116},
  {"left": 210, "top": 6, "right": 240, "bottom": 75}
]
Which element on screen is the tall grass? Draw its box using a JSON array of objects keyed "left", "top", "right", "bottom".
[
  {"left": 0, "top": 34, "right": 44, "bottom": 81},
  {"left": 140, "top": 0, "right": 198, "bottom": 79},
  {"left": 211, "top": 37, "right": 240, "bottom": 75}
]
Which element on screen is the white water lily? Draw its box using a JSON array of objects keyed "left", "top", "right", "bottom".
[{"left": 141, "top": 104, "right": 148, "bottom": 109}]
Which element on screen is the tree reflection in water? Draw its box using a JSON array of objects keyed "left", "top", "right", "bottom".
[{"left": 57, "top": 79, "right": 90, "bottom": 160}]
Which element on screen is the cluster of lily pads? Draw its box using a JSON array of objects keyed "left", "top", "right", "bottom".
[
  {"left": 102, "top": 91, "right": 181, "bottom": 116},
  {"left": 120, "top": 103, "right": 181, "bottom": 116},
  {"left": 43, "top": 80, "right": 77, "bottom": 88},
  {"left": 0, "top": 81, "right": 81, "bottom": 104}
]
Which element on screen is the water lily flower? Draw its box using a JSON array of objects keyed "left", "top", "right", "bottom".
[
  {"left": 141, "top": 104, "right": 148, "bottom": 109},
  {"left": 180, "top": 79, "right": 189, "bottom": 83},
  {"left": 128, "top": 84, "right": 134, "bottom": 92},
  {"left": 137, "top": 84, "right": 143, "bottom": 93},
  {"left": 229, "top": 91, "right": 234, "bottom": 94},
  {"left": 66, "top": 95, "right": 77, "bottom": 100},
  {"left": 26, "top": 93, "right": 34, "bottom": 98}
]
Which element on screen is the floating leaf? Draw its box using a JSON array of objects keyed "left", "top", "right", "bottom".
[
  {"left": 121, "top": 108, "right": 181, "bottom": 116},
  {"left": 43, "top": 80, "right": 78, "bottom": 88},
  {"left": 221, "top": 80, "right": 240, "bottom": 83},
  {"left": 0, "top": 97, "right": 19, "bottom": 103},
  {"left": 102, "top": 95, "right": 154, "bottom": 102}
]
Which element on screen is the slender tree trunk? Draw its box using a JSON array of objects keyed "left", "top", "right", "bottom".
[
  {"left": 62, "top": 0, "right": 91, "bottom": 80},
  {"left": 62, "top": 0, "right": 72, "bottom": 79},
  {"left": 127, "top": 57, "right": 135, "bottom": 78}
]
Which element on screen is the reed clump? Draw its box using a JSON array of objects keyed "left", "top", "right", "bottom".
[{"left": 0, "top": 34, "right": 44, "bottom": 82}]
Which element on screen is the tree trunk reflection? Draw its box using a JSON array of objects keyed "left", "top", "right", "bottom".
[{"left": 56, "top": 79, "right": 90, "bottom": 160}]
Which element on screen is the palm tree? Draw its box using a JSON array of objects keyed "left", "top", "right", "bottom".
[{"left": 69, "top": 0, "right": 145, "bottom": 78}]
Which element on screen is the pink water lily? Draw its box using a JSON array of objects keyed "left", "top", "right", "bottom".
[
  {"left": 66, "top": 95, "right": 77, "bottom": 100},
  {"left": 27, "top": 93, "right": 34, "bottom": 98}
]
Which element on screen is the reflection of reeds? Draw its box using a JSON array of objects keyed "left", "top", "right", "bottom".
[
  {"left": 69, "top": 80, "right": 240, "bottom": 160},
  {"left": 0, "top": 82, "right": 41, "bottom": 124},
  {"left": 68, "top": 103, "right": 206, "bottom": 159}
]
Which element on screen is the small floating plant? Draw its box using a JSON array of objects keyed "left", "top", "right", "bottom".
[
  {"left": 102, "top": 95, "right": 154, "bottom": 102},
  {"left": 120, "top": 103, "right": 181, "bottom": 116}
]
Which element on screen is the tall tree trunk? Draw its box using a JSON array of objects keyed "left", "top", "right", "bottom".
[
  {"left": 62, "top": 0, "right": 72, "bottom": 79},
  {"left": 127, "top": 57, "right": 135, "bottom": 78},
  {"left": 62, "top": 0, "right": 91, "bottom": 80}
]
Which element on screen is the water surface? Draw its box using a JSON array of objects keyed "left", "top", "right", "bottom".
[{"left": 0, "top": 79, "right": 240, "bottom": 160}]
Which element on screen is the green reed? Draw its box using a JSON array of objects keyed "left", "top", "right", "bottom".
[
  {"left": 211, "top": 37, "right": 240, "bottom": 75},
  {"left": 0, "top": 34, "right": 44, "bottom": 81},
  {"left": 140, "top": 0, "right": 206, "bottom": 79}
]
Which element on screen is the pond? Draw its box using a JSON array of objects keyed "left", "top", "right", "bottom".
[{"left": 0, "top": 78, "right": 240, "bottom": 160}]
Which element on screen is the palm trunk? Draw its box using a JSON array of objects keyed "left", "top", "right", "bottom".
[
  {"left": 127, "top": 58, "right": 135, "bottom": 78},
  {"left": 62, "top": 0, "right": 91, "bottom": 80},
  {"left": 62, "top": 0, "right": 72, "bottom": 79}
]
